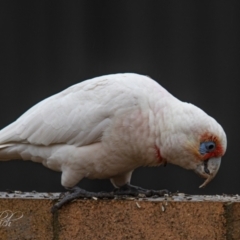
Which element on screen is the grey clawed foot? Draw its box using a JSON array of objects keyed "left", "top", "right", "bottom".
[
  {"left": 51, "top": 185, "right": 170, "bottom": 213},
  {"left": 51, "top": 187, "right": 114, "bottom": 213},
  {"left": 114, "top": 184, "right": 169, "bottom": 197}
]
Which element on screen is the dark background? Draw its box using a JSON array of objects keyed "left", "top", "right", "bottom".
[{"left": 0, "top": 1, "right": 239, "bottom": 194}]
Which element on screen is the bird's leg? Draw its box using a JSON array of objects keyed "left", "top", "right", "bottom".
[
  {"left": 51, "top": 186, "right": 114, "bottom": 213},
  {"left": 51, "top": 185, "right": 169, "bottom": 213},
  {"left": 114, "top": 183, "right": 169, "bottom": 197}
]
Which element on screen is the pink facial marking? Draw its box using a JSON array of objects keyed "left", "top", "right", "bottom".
[
  {"left": 200, "top": 133, "right": 225, "bottom": 161},
  {"left": 155, "top": 145, "right": 163, "bottom": 163}
]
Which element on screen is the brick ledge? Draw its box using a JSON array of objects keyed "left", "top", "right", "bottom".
[{"left": 0, "top": 192, "right": 240, "bottom": 240}]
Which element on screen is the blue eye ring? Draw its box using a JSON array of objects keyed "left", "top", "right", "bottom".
[{"left": 199, "top": 141, "right": 216, "bottom": 155}]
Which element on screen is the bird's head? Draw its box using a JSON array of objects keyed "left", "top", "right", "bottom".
[
  {"left": 190, "top": 132, "right": 226, "bottom": 188},
  {"left": 161, "top": 102, "right": 227, "bottom": 188}
]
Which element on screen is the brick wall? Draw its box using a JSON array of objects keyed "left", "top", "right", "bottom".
[{"left": 0, "top": 193, "right": 239, "bottom": 240}]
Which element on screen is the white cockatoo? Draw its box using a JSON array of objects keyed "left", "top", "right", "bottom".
[{"left": 0, "top": 73, "right": 227, "bottom": 211}]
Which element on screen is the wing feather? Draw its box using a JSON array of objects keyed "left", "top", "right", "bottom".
[
  {"left": 0, "top": 77, "right": 114, "bottom": 147},
  {"left": 0, "top": 73, "right": 156, "bottom": 147}
]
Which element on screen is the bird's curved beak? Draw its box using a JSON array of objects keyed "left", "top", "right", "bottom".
[{"left": 194, "top": 157, "right": 221, "bottom": 188}]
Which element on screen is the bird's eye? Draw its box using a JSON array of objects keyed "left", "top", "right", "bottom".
[
  {"left": 206, "top": 143, "right": 215, "bottom": 150},
  {"left": 199, "top": 141, "right": 216, "bottom": 155}
]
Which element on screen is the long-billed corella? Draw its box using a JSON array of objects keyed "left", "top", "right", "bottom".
[{"left": 0, "top": 73, "right": 227, "bottom": 211}]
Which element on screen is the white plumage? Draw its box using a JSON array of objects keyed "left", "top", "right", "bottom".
[{"left": 0, "top": 73, "right": 227, "bottom": 191}]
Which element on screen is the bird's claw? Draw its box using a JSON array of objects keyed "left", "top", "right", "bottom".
[
  {"left": 147, "top": 189, "right": 169, "bottom": 197},
  {"left": 114, "top": 184, "right": 169, "bottom": 198},
  {"left": 51, "top": 185, "right": 169, "bottom": 213},
  {"left": 51, "top": 187, "right": 115, "bottom": 213}
]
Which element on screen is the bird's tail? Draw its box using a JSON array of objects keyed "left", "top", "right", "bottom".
[
  {"left": 0, "top": 143, "right": 14, "bottom": 160},
  {"left": 0, "top": 144, "right": 13, "bottom": 149}
]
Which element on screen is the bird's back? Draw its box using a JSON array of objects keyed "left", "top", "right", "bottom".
[{"left": 0, "top": 73, "right": 168, "bottom": 149}]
